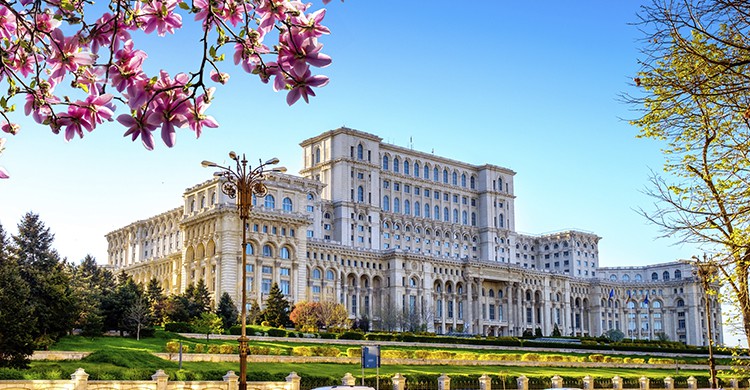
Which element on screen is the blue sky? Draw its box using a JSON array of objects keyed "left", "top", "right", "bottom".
[{"left": 0, "top": 4, "right": 700, "bottom": 279}]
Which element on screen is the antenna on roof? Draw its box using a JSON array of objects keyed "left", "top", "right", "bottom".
[{"left": 410, "top": 136, "right": 413, "bottom": 150}]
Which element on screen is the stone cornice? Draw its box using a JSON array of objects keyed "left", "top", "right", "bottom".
[{"left": 299, "top": 126, "right": 382, "bottom": 147}]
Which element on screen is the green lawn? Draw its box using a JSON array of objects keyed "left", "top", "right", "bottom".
[{"left": 8, "top": 331, "right": 724, "bottom": 386}]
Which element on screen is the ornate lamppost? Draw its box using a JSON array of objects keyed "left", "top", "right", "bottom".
[
  {"left": 202, "top": 153, "right": 285, "bottom": 390},
  {"left": 691, "top": 254, "right": 718, "bottom": 389}
]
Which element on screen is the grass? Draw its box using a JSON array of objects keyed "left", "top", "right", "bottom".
[{"left": 22, "top": 330, "right": 728, "bottom": 385}]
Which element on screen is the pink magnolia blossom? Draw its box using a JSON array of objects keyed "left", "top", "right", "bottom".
[
  {"left": 297, "top": 9, "right": 330, "bottom": 38},
  {"left": 47, "top": 29, "right": 97, "bottom": 84},
  {"left": 210, "top": 70, "right": 229, "bottom": 84},
  {"left": 188, "top": 88, "right": 218, "bottom": 137},
  {"left": 119, "top": 112, "right": 158, "bottom": 150},
  {"left": 138, "top": 0, "right": 183, "bottom": 36},
  {"left": 1, "top": 121, "right": 19, "bottom": 135},
  {"left": 279, "top": 33, "right": 331, "bottom": 74},
  {"left": 35, "top": 10, "right": 61, "bottom": 33},
  {"left": 286, "top": 67, "right": 328, "bottom": 105},
  {"left": 0, "top": 6, "right": 17, "bottom": 40},
  {"left": 57, "top": 104, "right": 94, "bottom": 141}
]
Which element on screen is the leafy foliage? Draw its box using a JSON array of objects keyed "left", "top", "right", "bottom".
[{"left": 216, "top": 292, "right": 238, "bottom": 330}]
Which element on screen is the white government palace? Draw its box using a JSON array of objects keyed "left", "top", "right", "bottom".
[{"left": 106, "top": 128, "right": 722, "bottom": 346}]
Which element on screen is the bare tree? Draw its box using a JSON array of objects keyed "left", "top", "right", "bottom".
[{"left": 125, "top": 297, "right": 150, "bottom": 341}]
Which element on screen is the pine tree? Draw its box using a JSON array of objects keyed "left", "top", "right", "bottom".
[
  {"left": 12, "top": 212, "right": 74, "bottom": 347},
  {"left": 71, "top": 255, "right": 113, "bottom": 336},
  {"left": 248, "top": 300, "right": 262, "bottom": 325},
  {"left": 216, "top": 292, "right": 239, "bottom": 329},
  {"left": 145, "top": 278, "right": 167, "bottom": 325},
  {"left": 0, "top": 223, "right": 35, "bottom": 368},
  {"left": 262, "top": 283, "right": 290, "bottom": 327}
]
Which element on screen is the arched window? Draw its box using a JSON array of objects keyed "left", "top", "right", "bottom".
[
  {"left": 280, "top": 247, "right": 290, "bottom": 259},
  {"left": 404, "top": 200, "right": 411, "bottom": 215},
  {"left": 622, "top": 274, "right": 630, "bottom": 282},
  {"left": 452, "top": 208, "right": 458, "bottom": 223},
  {"left": 461, "top": 174, "right": 466, "bottom": 187},
  {"left": 641, "top": 300, "right": 649, "bottom": 309},
  {"left": 433, "top": 167, "right": 439, "bottom": 181},
  {"left": 414, "top": 163, "right": 420, "bottom": 177},
  {"left": 262, "top": 244, "right": 273, "bottom": 257},
  {"left": 382, "top": 195, "right": 390, "bottom": 212},
  {"left": 211, "top": 192, "right": 216, "bottom": 204},
  {"left": 394, "top": 197, "right": 401, "bottom": 213},
  {"left": 443, "top": 169, "right": 448, "bottom": 183},
  {"left": 609, "top": 274, "right": 617, "bottom": 281},
  {"left": 382, "top": 155, "right": 389, "bottom": 170},
  {"left": 190, "top": 199, "right": 195, "bottom": 212},
  {"left": 499, "top": 213, "right": 504, "bottom": 228},
  {"left": 357, "top": 186, "right": 364, "bottom": 202},
  {"left": 676, "top": 299, "right": 685, "bottom": 307},
  {"left": 452, "top": 172, "right": 458, "bottom": 185},
  {"left": 470, "top": 176, "right": 476, "bottom": 189},
  {"left": 443, "top": 207, "right": 449, "bottom": 222},
  {"left": 651, "top": 272, "right": 658, "bottom": 281},
  {"left": 410, "top": 277, "right": 418, "bottom": 287},
  {"left": 434, "top": 206, "right": 440, "bottom": 220},
  {"left": 674, "top": 269, "right": 682, "bottom": 279},
  {"left": 424, "top": 165, "right": 430, "bottom": 179},
  {"left": 471, "top": 212, "right": 476, "bottom": 226},
  {"left": 627, "top": 301, "right": 635, "bottom": 309},
  {"left": 357, "top": 144, "right": 364, "bottom": 160},
  {"left": 282, "top": 197, "right": 293, "bottom": 212},
  {"left": 326, "top": 270, "right": 335, "bottom": 280},
  {"left": 662, "top": 271, "right": 670, "bottom": 281},
  {"left": 245, "top": 243, "right": 254, "bottom": 255},
  {"left": 488, "top": 289, "right": 495, "bottom": 297},
  {"left": 415, "top": 201, "right": 421, "bottom": 217},
  {"left": 264, "top": 195, "right": 275, "bottom": 209},
  {"left": 498, "top": 177, "right": 503, "bottom": 190},
  {"left": 312, "top": 269, "right": 322, "bottom": 279},
  {"left": 652, "top": 301, "right": 662, "bottom": 309},
  {"left": 314, "top": 147, "right": 321, "bottom": 164},
  {"left": 425, "top": 203, "right": 431, "bottom": 218},
  {"left": 393, "top": 157, "right": 400, "bottom": 173},
  {"left": 307, "top": 193, "right": 315, "bottom": 201},
  {"left": 634, "top": 274, "right": 642, "bottom": 282},
  {"left": 200, "top": 196, "right": 205, "bottom": 208},
  {"left": 403, "top": 161, "right": 410, "bottom": 175}
]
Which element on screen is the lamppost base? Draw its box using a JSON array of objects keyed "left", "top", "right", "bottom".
[{"left": 239, "top": 335, "right": 249, "bottom": 390}]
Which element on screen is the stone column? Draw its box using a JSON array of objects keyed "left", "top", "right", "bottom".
[
  {"left": 223, "top": 371, "right": 239, "bottom": 390},
  {"left": 286, "top": 372, "right": 301, "bottom": 390},
  {"left": 583, "top": 375, "right": 593, "bottom": 390},
  {"left": 342, "top": 373, "right": 356, "bottom": 386},
  {"left": 71, "top": 368, "right": 89, "bottom": 390},
  {"left": 479, "top": 374, "right": 491, "bottom": 390},
  {"left": 729, "top": 378, "right": 739, "bottom": 390},
  {"left": 517, "top": 375, "right": 528, "bottom": 390},
  {"left": 551, "top": 375, "right": 563, "bottom": 388},
  {"left": 438, "top": 373, "right": 451, "bottom": 390},
  {"left": 687, "top": 376, "right": 697, "bottom": 390},
  {"left": 639, "top": 376, "right": 649, "bottom": 390},
  {"left": 392, "top": 373, "right": 406, "bottom": 390},
  {"left": 664, "top": 377, "right": 674, "bottom": 390},
  {"left": 466, "top": 282, "right": 473, "bottom": 333},
  {"left": 613, "top": 376, "right": 623, "bottom": 390}
]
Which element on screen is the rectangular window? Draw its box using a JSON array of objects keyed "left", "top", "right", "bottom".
[
  {"left": 383, "top": 180, "right": 390, "bottom": 189},
  {"left": 425, "top": 189, "right": 430, "bottom": 197},
  {"left": 280, "top": 280, "right": 290, "bottom": 295},
  {"left": 262, "top": 278, "right": 272, "bottom": 294},
  {"left": 262, "top": 266, "right": 272, "bottom": 274},
  {"left": 489, "top": 304, "right": 496, "bottom": 320},
  {"left": 312, "top": 285, "right": 321, "bottom": 293},
  {"left": 306, "top": 230, "right": 314, "bottom": 238},
  {"left": 280, "top": 267, "right": 290, "bottom": 276}
]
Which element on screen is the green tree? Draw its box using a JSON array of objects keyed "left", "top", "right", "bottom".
[
  {"left": 185, "top": 279, "right": 211, "bottom": 319},
  {"left": 0, "top": 223, "right": 35, "bottom": 368},
  {"left": 248, "top": 300, "right": 262, "bottom": 325},
  {"left": 145, "top": 278, "right": 167, "bottom": 325},
  {"left": 13, "top": 212, "right": 75, "bottom": 347},
  {"left": 604, "top": 328, "right": 625, "bottom": 343},
  {"left": 216, "top": 292, "right": 238, "bottom": 330},
  {"left": 191, "top": 312, "right": 224, "bottom": 341},
  {"left": 262, "top": 283, "right": 290, "bottom": 327},
  {"left": 164, "top": 294, "right": 191, "bottom": 323},
  {"left": 102, "top": 271, "right": 144, "bottom": 336},
  {"left": 551, "top": 323, "right": 562, "bottom": 337},
  {"left": 289, "top": 301, "right": 321, "bottom": 331},
  {"left": 534, "top": 327, "right": 543, "bottom": 338},
  {"left": 630, "top": 0, "right": 750, "bottom": 341},
  {"left": 71, "top": 255, "right": 114, "bottom": 336}
]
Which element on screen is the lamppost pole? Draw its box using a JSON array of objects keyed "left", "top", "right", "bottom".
[
  {"left": 691, "top": 254, "right": 718, "bottom": 389},
  {"left": 202, "top": 153, "right": 285, "bottom": 390}
]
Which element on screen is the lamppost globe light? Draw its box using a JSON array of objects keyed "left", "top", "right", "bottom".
[
  {"left": 201, "top": 160, "right": 218, "bottom": 168},
  {"left": 272, "top": 166, "right": 287, "bottom": 173},
  {"left": 265, "top": 157, "right": 280, "bottom": 165},
  {"left": 229, "top": 151, "right": 238, "bottom": 161}
]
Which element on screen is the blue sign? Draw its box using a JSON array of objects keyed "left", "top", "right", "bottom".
[{"left": 361, "top": 346, "right": 380, "bottom": 368}]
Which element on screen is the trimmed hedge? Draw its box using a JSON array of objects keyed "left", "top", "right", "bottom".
[{"left": 164, "top": 322, "right": 193, "bottom": 333}]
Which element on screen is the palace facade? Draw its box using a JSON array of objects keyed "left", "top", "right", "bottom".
[{"left": 106, "top": 128, "right": 722, "bottom": 346}]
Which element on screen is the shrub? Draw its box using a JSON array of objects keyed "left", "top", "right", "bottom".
[
  {"left": 164, "top": 322, "right": 194, "bottom": 333},
  {"left": 165, "top": 341, "right": 180, "bottom": 353},
  {"left": 521, "top": 353, "right": 541, "bottom": 362},
  {"left": 381, "top": 350, "right": 409, "bottom": 359},
  {"left": 339, "top": 331, "right": 364, "bottom": 340},
  {"left": 588, "top": 354, "right": 605, "bottom": 362},
  {"left": 220, "top": 344, "right": 236, "bottom": 354},
  {"left": 267, "top": 328, "right": 287, "bottom": 337},
  {"left": 0, "top": 368, "right": 24, "bottom": 380},
  {"left": 207, "top": 345, "right": 221, "bottom": 354},
  {"left": 292, "top": 346, "right": 312, "bottom": 356},
  {"left": 347, "top": 348, "right": 362, "bottom": 357},
  {"left": 261, "top": 321, "right": 270, "bottom": 327},
  {"left": 454, "top": 352, "right": 478, "bottom": 360},
  {"left": 320, "top": 332, "right": 338, "bottom": 339},
  {"left": 194, "top": 344, "right": 206, "bottom": 353},
  {"left": 249, "top": 346, "right": 270, "bottom": 355}
]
